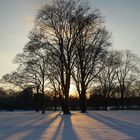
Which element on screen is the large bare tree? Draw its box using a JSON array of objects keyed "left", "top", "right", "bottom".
[
  {"left": 72, "top": 18, "right": 111, "bottom": 112},
  {"left": 35, "top": 0, "right": 107, "bottom": 114}
]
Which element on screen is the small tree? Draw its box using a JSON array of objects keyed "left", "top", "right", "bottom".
[
  {"left": 3, "top": 33, "right": 49, "bottom": 114},
  {"left": 116, "top": 50, "right": 139, "bottom": 110},
  {"left": 97, "top": 51, "right": 120, "bottom": 110}
]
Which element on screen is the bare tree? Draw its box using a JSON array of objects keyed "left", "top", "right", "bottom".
[
  {"left": 35, "top": 0, "right": 105, "bottom": 114},
  {"left": 4, "top": 34, "right": 49, "bottom": 114},
  {"left": 72, "top": 22, "right": 111, "bottom": 112},
  {"left": 115, "top": 50, "right": 139, "bottom": 110},
  {"left": 134, "top": 80, "right": 140, "bottom": 98},
  {"left": 2, "top": 72, "right": 28, "bottom": 90},
  {"left": 97, "top": 51, "right": 120, "bottom": 110},
  {"left": 47, "top": 68, "right": 62, "bottom": 111},
  {"left": 2, "top": 67, "right": 43, "bottom": 112}
]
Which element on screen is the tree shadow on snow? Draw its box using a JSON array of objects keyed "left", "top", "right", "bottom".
[
  {"left": 20, "top": 111, "right": 62, "bottom": 140},
  {"left": 0, "top": 111, "right": 62, "bottom": 140},
  {"left": 1, "top": 111, "right": 79, "bottom": 140},
  {"left": 85, "top": 112, "right": 140, "bottom": 139},
  {"left": 52, "top": 113, "right": 79, "bottom": 140}
]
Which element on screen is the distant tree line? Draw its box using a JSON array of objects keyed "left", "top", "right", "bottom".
[
  {"left": 0, "top": 85, "right": 140, "bottom": 111},
  {"left": 1, "top": 0, "right": 140, "bottom": 114}
]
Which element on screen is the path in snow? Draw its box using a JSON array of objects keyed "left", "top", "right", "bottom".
[{"left": 0, "top": 111, "right": 140, "bottom": 140}]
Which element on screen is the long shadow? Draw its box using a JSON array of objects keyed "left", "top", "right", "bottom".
[
  {"left": 52, "top": 113, "right": 80, "bottom": 140},
  {"left": 15, "top": 112, "right": 49, "bottom": 126},
  {"left": 85, "top": 112, "right": 140, "bottom": 139},
  {"left": 0, "top": 111, "right": 48, "bottom": 127},
  {"left": 0, "top": 112, "right": 48, "bottom": 139},
  {"left": 0, "top": 111, "right": 61, "bottom": 140},
  {"left": 20, "top": 111, "right": 62, "bottom": 140}
]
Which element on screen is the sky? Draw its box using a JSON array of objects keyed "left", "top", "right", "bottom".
[{"left": 0, "top": 0, "right": 140, "bottom": 78}]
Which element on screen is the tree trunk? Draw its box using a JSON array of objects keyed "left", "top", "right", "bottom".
[
  {"left": 36, "top": 92, "right": 39, "bottom": 112},
  {"left": 63, "top": 97, "right": 70, "bottom": 114},
  {"left": 41, "top": 74, "right": 45, "bottom": 114},
  {"left": 59, "top": 94, "right": 70, "bottom": 114},
  {"left": 104, "top": 98, "right": 108, "bottom": 111},
  {"left": 35, "top": 86, "right": 40, "bottom": 112},
  {"left": 61, "top": 74, "right": 71, "bottom": 114},
  {"left": 80, "top": 90, "right": 87, "bottom": 113},
  {"left": 42, "top": 93, "right": 45, "bottom": 114},
  {"left": 60, "top": 98, "right": 70, "bottom": 114},
  {"left": 62, "top": 88, "right": 70, "bottom": 114},
  {"left": 53, "top": 92, "right": 57, "bottom": 111},
  {"left": 121, "top": 90, "right": 124, "bottom": 110},
  {"left": 104, "top": 94, "right": 109, "bottom": 111}
]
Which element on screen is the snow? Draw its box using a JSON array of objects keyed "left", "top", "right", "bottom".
[{"left": 0, "top": 111, "right": 140, "bottom": 140}]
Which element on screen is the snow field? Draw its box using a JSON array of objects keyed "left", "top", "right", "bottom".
[{"left": 0, "top": 111, "right": 140, "bottom": 140}]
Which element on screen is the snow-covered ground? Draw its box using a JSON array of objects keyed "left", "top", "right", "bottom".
[{"left": 0, "top": 111, "right": 140, "bottom": 140}]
